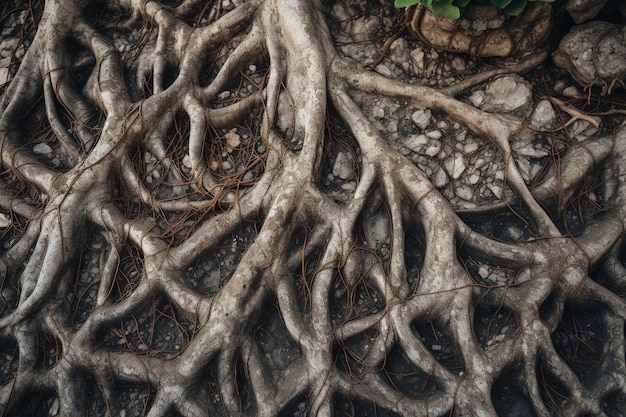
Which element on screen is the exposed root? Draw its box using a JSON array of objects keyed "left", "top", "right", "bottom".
[{"left": 0, "top": 0, "right": 624, "bottom": 416}]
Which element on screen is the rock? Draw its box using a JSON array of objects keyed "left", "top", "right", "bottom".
[
  {"left": 0, "top": 67, "right": 8, "bottom": 84},
  {"left": 444, "top": 152, "right": 466, "bottom": 180},
  {"left": 425, "top": 142, "right": 441, "bottom": 157},
  {"left": 478, "top": 76, "right": 533, "bottom": 116},
  {"left": 375, "top": 64, "right": 392, "bottom": 77},
  {"left": 389, "top": 38, "right": 410, "bottom": 65},
  {"left": 554, "top": 21, "right": 626, "bottom": 89},
  {"left": 433, "top": 168, "right": 448, "bottom": 188},
  {"left": 350, "top": 16, "right": 380, "bottom": 43},
  {"left": 411, "top": 109, "right": 432, "bottom": 129},
  {"left": 365, "top": 213, "right": 388, "bottom": 247},
  {"left": 561, "top": 86, "right": 580, "bottom": 98},
  {"left": 332, "top": 152, "right": 354, "bottom": 180},
  {"left": 529, "top": 99, "right": 556, "bottom": 130},
  {"left": 0, "top": 213, "right": 10, "bottom": 228},
  {"left": 565, "top": 0, "right": 608, "bottom": 23},
  {"left": 224, "top": 129, "right": 241, "bottom": 149},
  {"left": 409, "top": 47, "right": 425, "bottom": 74},
  {"left": 33, "top": 142, "right": 52, "bottom": 155},
  {"left": 456, "top": 185, "right": 473, "bottom": 200},
  {"left": 405, "top": 134, "right": 428, "bottom": 153},
  {"left": 372, "top": 104, "right": 385, "bottom": 119}
]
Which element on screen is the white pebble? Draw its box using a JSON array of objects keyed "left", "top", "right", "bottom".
[
  {"left": 411, "top": 109, "right": 432, "bottom": 129},
  {"left": 0, "top": 213, "right": 10, "bottom": 228},
  {"left": 332, "top": 152, "right": 354, "bottom": 180},
  {"left": 444, "top": 153, "right": 467, "bottom": 179},
  {"left": 33, "top": 143, "right": 52, "bottom": 155}
]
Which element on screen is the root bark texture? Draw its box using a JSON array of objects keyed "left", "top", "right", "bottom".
[{"left": 0, "top": 1, "right": 625, "bottom": 416}]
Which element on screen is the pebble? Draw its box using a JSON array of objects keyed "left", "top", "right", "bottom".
[
  {"left": 375, "top": 64, "right": 392, "bottom": 77},
  {"left": 425, "top": 143, "right": 441, "bottom": 157},
  {"left": 410, "top": 48, "right": 425, "bottom": 73},
  {"left": 0, "top": 67, "right": 8, "bottom": 84},
  {"left": 411, "top": 109, "right": 432, "bottom": 129},
  {"left": 468, "top": 173, "right": 480, "bottom": 185},
  {"left": 478, "top": 265, "right": 490, "bottom": 279},
  {"left": 426, "top": 130, "right": 442, "bottom": 140},
  {"left": 33, "top": 143, "right": 52, "bottom": 155},
  {"left": 332, "top": 152, "right": 354, "bottom": 180},
  {"left": 444, "top": 152, "right": 466, "bottom": 179},
  {"left": 433, "top": 168, "right": 448, "bottom": 188},
  {"left": 0, "top": 213, "right": 10, "bottom": 228},
  {"left": 373, "top": 105, "right": 385, "bottom": 119},
  {"left": 456, "top": 185, "right": 473, "bottom": 201},
  {"left": 405, "top": 134, "right": 428, "bottom": 152},
  {"left": 224, "top": 129, "right": 241, "bottom": 149},
  {"left": 479, "top": 76, "right": 533, "bottom": 115}
]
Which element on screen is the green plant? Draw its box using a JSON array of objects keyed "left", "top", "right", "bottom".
[{"left": 394, "top": 0, "right": 554, "bottom": 20}]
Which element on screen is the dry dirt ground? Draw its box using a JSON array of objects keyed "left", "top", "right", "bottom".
[{"left": 0, "top": 0, "right": 626, "bottom": 416}]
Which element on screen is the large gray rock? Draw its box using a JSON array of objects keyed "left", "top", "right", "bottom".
[
  {"left": 554, "top": 21, "right": 626, "bottom": 89},
  {"left": 565, "top": 0, "right": 608, "bottom": 23}
]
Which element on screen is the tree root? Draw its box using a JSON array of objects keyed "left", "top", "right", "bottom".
[{"left": 0, "top": 0, "right": 624, "bottom": 416}]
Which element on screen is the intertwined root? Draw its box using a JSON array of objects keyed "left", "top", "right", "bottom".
[{"left": 0, "top": 0, "right": 625, "bottom": 416}]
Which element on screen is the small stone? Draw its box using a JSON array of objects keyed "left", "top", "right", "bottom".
[
  {"left": 33, "top": 143, "right": 52, "bottom": 155},
  {"left": 218, "top": 91, "right": 230, "bottom": 99},
  {"left": 456, "top": 185, "right": 473, "bottom": 201},
  {"left": 405, "top": 134, "right": 428, "bottom": 152},
  {"left": 565, "top": 0, "right": 608, "bottom": 23},
  {"left": 0, "top": 67, "right": 8, "bottom": 84},
  {"left": 375, "top": 64, "right": 392, "bottom": 77},
  {"left": 561, "top": 86, "right": 580, "bottom": 98},
  {"left": 426, "top": 130, "right": 442, "bottom": 140},
  {"left": 242, "top": 171, "right": 254, "bottom": 182},
  {"left": 332, "top": 152, "right": 354, "bottom": 180},
  {"left": 464, "top": 142, "right": 479, "bottom": 153},
  {"left": 480, "top": 76, "right": 533, "bottom": 115},
  {"left": 469, "top": 90, "right": 484, "bottom": 107},
  {"left": 451, "top": 57, "right": 466, "bottom": 72},
  {"left": 49, "top": 397, "right": 59, "bottom": 416},
  {"left": 410, "top": 48, "right": 425, "bottom": 73},
  {"left": 433, "top": 168, "right": 448, "bottom": 188},
  {"left": 372, "top": 105, "right": 385, "bottom": 119},
  {"left": 444, "top": 153, "right": 467, "bottom": 180},
  {"left": 341, "top": 181, "right": 356, "bottom": 192},
  {"left": 478, "top": 266, "right": 490, "bottom": 279},
  {"left": 411, "top": 109, "right": 432, "bottom": 129},
  {"left": 425, "top": 143, "right": 441, "bottom": 157},
  {"left": 225, "top": 129, "right": 241, "bottom": 149},
  {"left": 389, "top": 38, "right": 409, "bottom": 65},
  {"left": 488, "top": 184, "right": 503, "bottom": 199},
  {"left": 0, "top": 213, "right": 10, "bottom": 228}
]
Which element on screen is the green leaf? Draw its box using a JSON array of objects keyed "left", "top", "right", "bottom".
[
  {"left": 394, "top": 0, "right": 421, "bottom": 7},
  {"left": 504, "top": 0, "right": 526, "bottom": 15},
  {"left": 423, "top": 0, "right": 434, "bottom": 6},
  {"left": 490, "top": 0, "right": 512, "bottom": 8},
  {"left": 454, "top": 0, "right": 471, "bottom": 7},
  {"left": 432, "top": 2, "right": 461, "bottom": 19}
]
